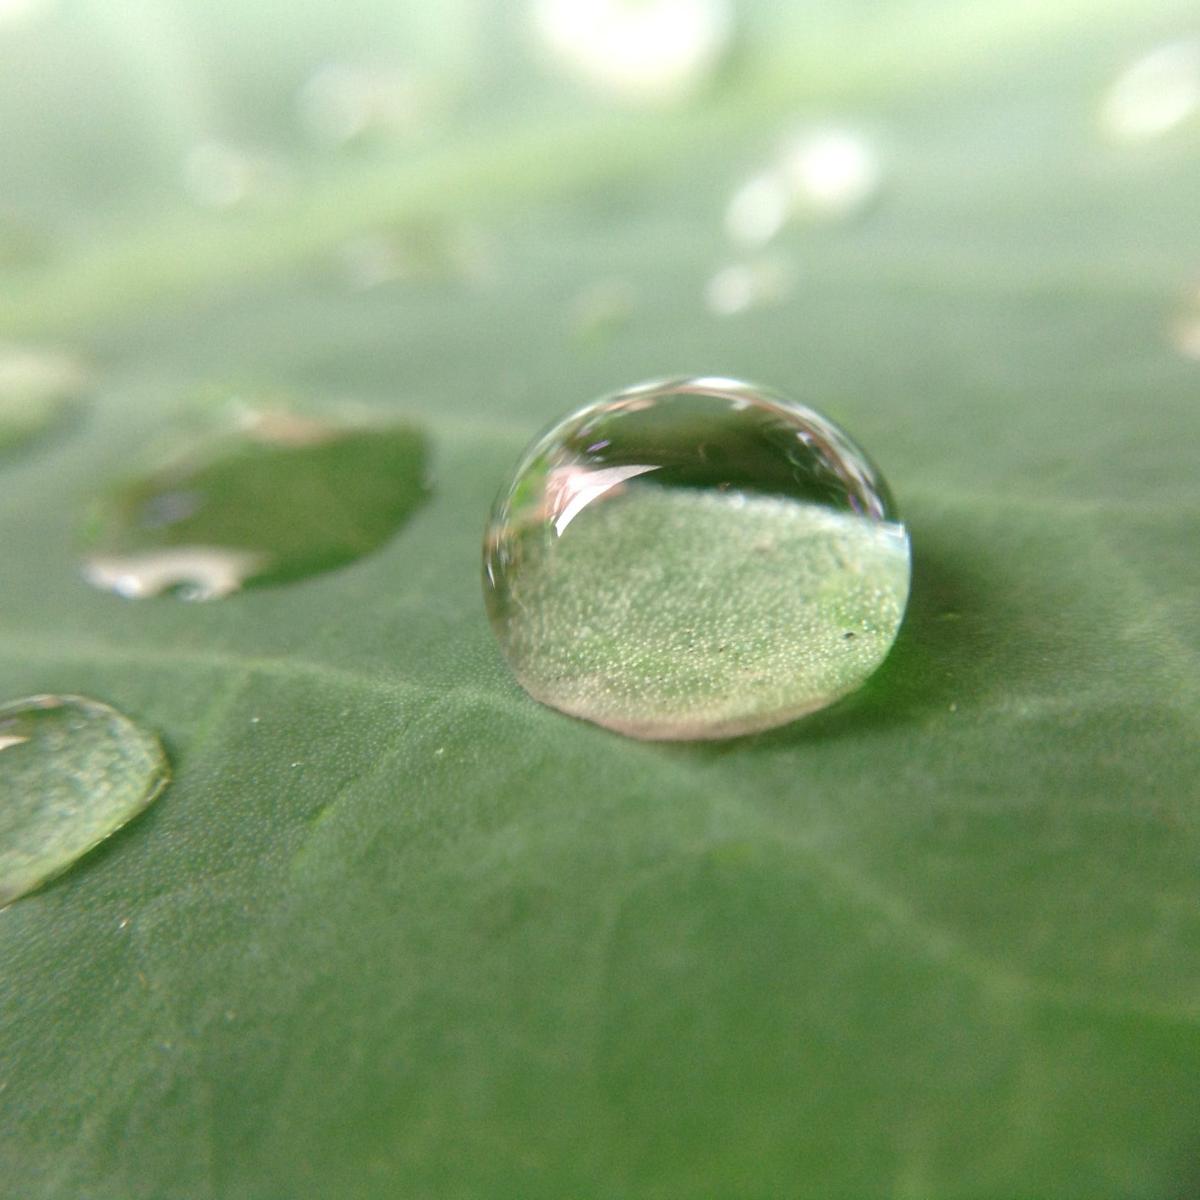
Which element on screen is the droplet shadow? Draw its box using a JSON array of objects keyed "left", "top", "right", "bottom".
[{"left": 670, "top": 530, "right": 994, "bottom": 757}]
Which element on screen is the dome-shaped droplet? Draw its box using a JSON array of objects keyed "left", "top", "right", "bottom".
[
  {"left": 0, "top": 695, "right": 169, "bottom": 905},
  {"left": 482, "top": 377, "right": 910, "bottom": 740}
]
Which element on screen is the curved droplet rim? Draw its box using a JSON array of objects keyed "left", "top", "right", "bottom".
[{"left": 0, "top": 694, "right": 171, "bottom": 905}]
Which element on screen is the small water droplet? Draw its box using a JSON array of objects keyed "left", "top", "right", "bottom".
[
  {"left": 335, "top": 221, "right": 491, "bottom": 291},
  {"left": 779, "top": 128, "right": 882, "bottom": 218},
  {"left": 532, "top": 0, "right": 732, "bottom": 106},
  {"left": 724, "top": 127, "right": 882, "bottom": 245},
  {"left": 724, "top": 170, "right": 791, "bottom": 248},
  {"left": 570, "top": 278, "right": 636, "bottom": 345},
  {"left": 182, "top": 141, "right": 291, "bottom": 210},
  {"left": 298, "top": 62, "right": 449, "bottom": 146},
  {"left": 0, "top": 214, "right": 51, "bottom": 271},
  {"left": 81, "top": 405, "right": 429, "bottom": 600},
  {"left": 704, "top": 256, "right": 795, "bottom": 316},
  {"left": 0, "top": 343, "right": 88, "bottom": 455},
  {"left": 0, "top": 695, "right": 169, "bottom": 905},
  {"left": 1170, "top": 287, "right": 1200, "bottom": 360},
  {"left": 1101, "top": 40, "right": 1200, "bottom": 141},
  {"left": 482, "top": 377, "right": 910, "bottom": 739},
  {"left": 0, "top": 0, "right": 49, "bottom": 27}
]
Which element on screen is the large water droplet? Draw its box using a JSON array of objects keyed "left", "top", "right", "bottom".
[
  {"left": 483, "top": 377, "right": 910, "bottom": 740},
  {"left": 81, "top": 405, "right": 429, "bottom": 599},
  {"left": 0, "top": 695, "right": 169, "bottom": 905},
  {"left": 0, "top": 344, "right": 88, "bottom": 455}
]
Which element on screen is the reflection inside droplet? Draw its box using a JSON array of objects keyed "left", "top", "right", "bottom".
[
  {"left": 532, "top": 0, "right": 732, "bottom": 105},
  {"left": 0, "top": 694, "right": 169, "bottom": 905},
  {"left": 1101, "top": 40, "right": 1200, "bottom": 140}
]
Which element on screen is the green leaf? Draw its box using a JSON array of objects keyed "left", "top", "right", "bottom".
[{"left": 1, "top": 1, "right": 1198, "bottom": 1196}]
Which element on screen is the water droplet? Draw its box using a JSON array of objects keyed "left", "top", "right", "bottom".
[
  {"left": 81, "top": 405, "right": 429, "bottom": 599},
  {"left": 724, "top": 170, "right": 792, "bottom": 248},
  {"left": 182, "top": 141, "right": 291, "bottom": 210},
  {"left": 335, "top": 221, "right": 491, "bottom": 291},
  {"left": 1170, "top": 287, "right": 1200, "bottom": 360},
  {"left": 532, "top": 0, "right": 732, "bottom": 106},
  {"left": 704, "top": 256, "right": 795, "bottom": 316},
  {"left": 724, "top": 128, "right": 881, "bottom": 247},
  {"left": 779, "top": 128, "right": 882, "bottom": 218},
  {"left": 482, "top": 377, "right": 910, "bottom": 739},
  {"left": 0, "top": 695, "right": 169, "bottom": 905},
  {"left": 0, "top": 215, "right": 51, "bottom": 271},
  {"left": 0, "top": 0, "right": 49, "bottom": 27},
  {"left": 570, "top": 278, "right": 636, "bottom": 345},
  {"left": 1101, "top": 40, "right": 1200, "bottom": 141},
  {"left": 0, "top": 343, "right": 88, "bottom": 454}
]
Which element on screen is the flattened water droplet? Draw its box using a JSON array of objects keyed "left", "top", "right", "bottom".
[
  {"left": 81, "top": 405, "right": 429, "bottom": 599},
  {"left": 532, "top": 0, "right": 731, "bottom": 106},
  {"left": 0, "top": 343, "right": 88, "bottom": 455},
  {"left": 0, "top": 695, "right": 169, "bottom": 905},
  {"left": 483, "top": 377, "right": 910, "bottom": 740}
]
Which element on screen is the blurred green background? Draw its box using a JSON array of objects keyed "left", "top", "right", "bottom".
[{"left": 2, "top": 0, "right": 1199, "bottom": 1197}]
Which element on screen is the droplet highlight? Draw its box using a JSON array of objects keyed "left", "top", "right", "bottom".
[
  {"left": 0, "top": 695, "right": 169, "bottom": 905},
  {"left": 82, "top": 404, "right": 429, "bottom": 599},
  {"left": 483, "top": 377, "right": 910, "bottom": 740}
]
